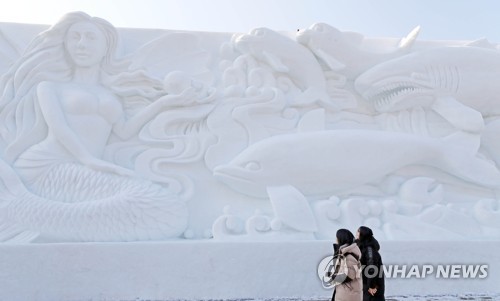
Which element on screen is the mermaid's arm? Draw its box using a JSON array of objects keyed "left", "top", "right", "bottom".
[{"left": 112, "top": 87, "right": 197, "bottom": 140}]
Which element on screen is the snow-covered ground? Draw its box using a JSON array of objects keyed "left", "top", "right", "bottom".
[
  {"left": 106, "top": 295, "right": 500, "bottom": 301},
  {"left": 211, "top": 295, "right": 500, "bottom": 300},
  {"left": 1, "top": 241, "right": 499, "bottom": 300},
  {"left": 386, "top": 294, "right": 500, "bottom": 300}
]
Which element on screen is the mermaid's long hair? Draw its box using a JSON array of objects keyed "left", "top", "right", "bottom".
[{"left": 0, "top": 11, "right": 165, "bottom": 163}]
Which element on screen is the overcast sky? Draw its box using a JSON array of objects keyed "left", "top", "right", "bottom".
[{"left": 1, "top": 0, "right": 499, "bottom": 42}]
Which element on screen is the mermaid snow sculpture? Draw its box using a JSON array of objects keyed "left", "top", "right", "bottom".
[{"left": 0, "top": 12, "right": 193, "bottom": 242}]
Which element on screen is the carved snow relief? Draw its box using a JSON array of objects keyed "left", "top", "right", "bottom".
[{"left": 0, "top": 12, "right": 499, "bottom": 242}]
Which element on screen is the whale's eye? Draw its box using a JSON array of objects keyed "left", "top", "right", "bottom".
[{"left": 244, "top": 161, "right": 261, "bottom": 171}]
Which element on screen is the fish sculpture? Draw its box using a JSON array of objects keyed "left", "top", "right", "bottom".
[{"left": 213, "top": 130, "right": 500, "bottom": 199}]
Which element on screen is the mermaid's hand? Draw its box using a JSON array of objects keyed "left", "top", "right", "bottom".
[
  {"left": 82, "top": 158, "right": 135, "bottom": 177},
  {"left": 157, "top": 87, "right": 197, "bottom": 108},
  {"left": 197, "top": 87, "right": 217, "bottom": 104},
  {"left": 180, "top": 86, "right": 198, "bottom": 100}
]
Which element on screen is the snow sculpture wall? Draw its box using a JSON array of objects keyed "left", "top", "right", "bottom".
[{"left": 1, "top": 12, "right": 500, "bottom": 243}]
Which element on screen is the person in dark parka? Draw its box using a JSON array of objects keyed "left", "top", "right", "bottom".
[{"left": 356, "top": 226, "right": 385, "bottom": 301}]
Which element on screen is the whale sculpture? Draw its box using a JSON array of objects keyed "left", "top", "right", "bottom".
[{"left": 213, "top": 129, "right": 500, "bottom": 199}]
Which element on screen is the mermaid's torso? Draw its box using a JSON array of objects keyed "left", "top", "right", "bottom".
[{"left": 13, "top": 82, "right": 123, "bottom": 196}]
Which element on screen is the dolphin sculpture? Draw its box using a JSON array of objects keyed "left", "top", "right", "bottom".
[
  {"left": 213, "top": 129, "right": 500, "bottom": 199},
  {"left": 233, "top": 27, "right": 337, "bottom": 109},
  {"left": 354, "top": 46, "right": 500, "bottom": 132},
  {"left": 296, "top": 23, "right": 420, "bottom": 79}
]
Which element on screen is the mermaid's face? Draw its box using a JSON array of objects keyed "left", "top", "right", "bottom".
[{"left": 64, "top": 21, "right": 107, "bottom": 67}]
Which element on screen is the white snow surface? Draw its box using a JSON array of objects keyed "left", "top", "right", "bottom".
[{"left": 1, "top": 241, "right": 499, "bottom": 301}]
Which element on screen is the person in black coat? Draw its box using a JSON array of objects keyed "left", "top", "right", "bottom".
[{"left": 356, "top": 226, "right": 385, "bottom": 301}]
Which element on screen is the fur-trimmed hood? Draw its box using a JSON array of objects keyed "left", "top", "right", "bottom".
[{"left": 340, "top": 242, "right": 361, "bottom": 258}]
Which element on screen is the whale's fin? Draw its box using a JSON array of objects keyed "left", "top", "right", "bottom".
[{"left": 267, "top": 185, "right": 318, "bottom": 232}]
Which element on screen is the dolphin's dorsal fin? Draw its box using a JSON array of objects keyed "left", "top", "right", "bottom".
[
  {"left": 262, "top": 50, "right": 289, "bottom": 73},
  {"left": 297, "top": 108, "right": 326, "bottom": 132}
]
